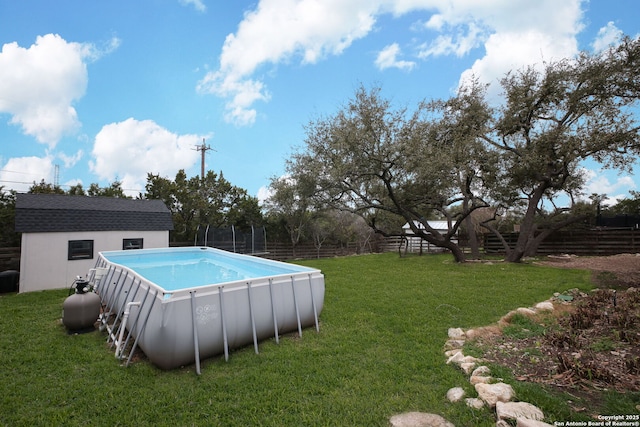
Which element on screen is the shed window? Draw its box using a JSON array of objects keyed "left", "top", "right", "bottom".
[
  {"left": 68, "top": 240, "right": 94, "bottom": 260},
  {"left": 123, "top": 238, "right": 143, "bottom": 250}
]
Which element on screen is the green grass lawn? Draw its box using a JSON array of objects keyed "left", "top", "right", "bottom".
[{"left": 0, "top": 253, "right": 603, "bottom": 426}]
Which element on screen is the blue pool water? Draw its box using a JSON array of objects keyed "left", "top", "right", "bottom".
[{"left": 101, "top": 248, "right": 316, "bottom": 291}]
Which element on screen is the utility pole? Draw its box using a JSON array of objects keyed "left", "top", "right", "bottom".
[
  {"left": 193, "top": 138, "right": 214, "bottom": 180},
  {"left": 54, "top": 164, "right": 60, "bottom": 187}
]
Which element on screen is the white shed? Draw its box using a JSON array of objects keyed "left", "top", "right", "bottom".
[
  {"left": 15, "top": 194, "right": 173, "bottom": 292},
  {"left": 402, "top": 220, "right": 458, "bottom": 253}
]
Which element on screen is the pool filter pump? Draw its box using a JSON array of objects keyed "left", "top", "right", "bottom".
[{"left": 62, "top": 277, "right": 101, "bottom": 332}]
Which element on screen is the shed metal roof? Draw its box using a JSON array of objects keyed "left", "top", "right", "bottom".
[
  {"left": 402, "top": 220, "right": 456, "bottom": 234},
  {"left": 15, "top": 194, "right": 174, "bottom": 233}
]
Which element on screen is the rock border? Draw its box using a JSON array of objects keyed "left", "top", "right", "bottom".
[
  {"left": 443, "top": 299, "right": 561, "bottom": 427},
  {"left": 390, "top": 293, "right": 586, "bottom": 426}
]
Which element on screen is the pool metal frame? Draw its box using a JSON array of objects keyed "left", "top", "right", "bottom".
[{"left": 88, "top": 247, "right": 324, "bottom": 374}]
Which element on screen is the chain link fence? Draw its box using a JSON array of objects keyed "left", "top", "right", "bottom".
[{"left": 194, "top": 225, "right": 267, "bottom": 254}]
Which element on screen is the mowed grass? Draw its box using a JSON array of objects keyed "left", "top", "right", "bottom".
[{"left": 0, "top": 253, "right": 595, "bottom": 426}]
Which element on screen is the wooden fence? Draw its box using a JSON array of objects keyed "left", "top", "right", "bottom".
[
  {"left": 0, "top": 247, "right": 20, "bottom": 271},
  {"left": 3, "top": 229, "right": 638, "bottom": 275},
  {"left": 379, "top": 229, "right": 640, "bottom": 257},
  {"left": 483, "top": 228, "right": 640, "bottom": 255},
  {"left": 377, "top": 236, "right": 454, "bottom": 254}
]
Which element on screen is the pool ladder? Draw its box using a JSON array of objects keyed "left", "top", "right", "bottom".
[{"left": 88, "top": 261, "right": 159, "bottom": 367}]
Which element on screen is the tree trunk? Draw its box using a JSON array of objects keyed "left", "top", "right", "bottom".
[
  {"left": 523, "top": 213, "right": 589, "bottom": 257},
  {"left": 464, "top": 215, "right": 481, "bottom": 259},
  {"left": 420, "top": 234, "right": 466, "bottom": 262},
  {"left": 505, "top": 187, "right": 547, "bottom": 263},
  {"left": 448, "top": 242, "right": 467, "bottom": 263},
  {"left": 480, "top": 220, "right": 514, "bottom": 259},
  {"left": 461, "top": 195, "right": 481, "bottom": 259}
]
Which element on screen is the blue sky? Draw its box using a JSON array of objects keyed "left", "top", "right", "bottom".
[{"left": 1, "top": 0, "right": 639, "bottom": 206}]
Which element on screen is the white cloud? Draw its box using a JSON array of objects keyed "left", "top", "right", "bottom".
[
  {"left": 62, "top": 179, "right": 84, "bottom": 190},
  {"left": 585, "top": 172, "right": 635, "bottom": 195},
  {"left": 459, "top": 29, "right": 577, "bottom": 99},
  {"left": 198, "top": 0, "right": 380, "bottom": 125},
  {"left": 0, "top": 34, "right": 119, "bottom": 148},
  {"left": 0, "top": 156, "right": 54, "bottom": 193},
  {"left": 58, "top": 150, "right": 84, "bottom": 168},
  {"left": 256, "top": 185, "right": 273, "bottom": 205},
  {"left": 179, "top": 0, "right": 206, "bottom": 13},
  {"left": 417, "top": 21, "right": 486, "bottom": 58},
  {"left": 581, "top": 168, "right": 636, "bottom": 206},
  {"left": 197, "top": 73, "right": 270, "bottom": 126},
  {"left": 375, "top": 43, "right": 416, "bottom": 71},
  {"left": 592, "top": 21, "right": 623, "bottom": 53},
  {"left": 90, "top": 118, "right": 204, "bottom": 196},
  {"left": 453, "top": 0, "right": 582, "bottom": 95},
  {"left": 200, "top": 0, "right": 585, "bottom": 125}
]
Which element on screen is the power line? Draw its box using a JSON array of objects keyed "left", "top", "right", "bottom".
[
  {"left": 0, "top": 179, "right": 34, "bottom": 185},
  {"left": 0, "top": 169, "right": 47, "bottom": 176},
  {"left": 0, "top": 179, "right": 144, "bottom": 194}
]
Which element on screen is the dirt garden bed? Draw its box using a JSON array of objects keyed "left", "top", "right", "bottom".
[
  {"left": 538, "top": 253, "right": 640, "bottom": 288},
  {"left": 470, "top": 253, "right": 640, "bottom": 414}
]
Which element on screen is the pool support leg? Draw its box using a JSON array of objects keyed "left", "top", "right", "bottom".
[
  {"left": 247, "top": 282, "right": 259, "bottom": 354},
  {"left": 218, "top": 286, "right": 229, "bottom": 362},
  {"left": 125, "top": 291, "right": 157, "bottom": 367},
  {"left": 190, "top": 291, "right": 201, "bottom": 375},
  {"left": 268, "top": 278, "right": 279, "bottom": 344},
  {"left": 291, "top": 276, "right": 302, "bottom": 337},
  {"left": 309, "top": 274, "right": 319, "bottom": 333}
]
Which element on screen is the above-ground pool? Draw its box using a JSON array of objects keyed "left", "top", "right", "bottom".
[{"left": 92, "top": 247, "right": 325, "bottom": 372}]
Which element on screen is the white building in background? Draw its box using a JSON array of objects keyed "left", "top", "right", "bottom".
[
  {"left": 402, "top": 220, "right": 458, "bottom": 253},
  {"left": 15, "top": 194, "right": 173, "bottom": 292}
]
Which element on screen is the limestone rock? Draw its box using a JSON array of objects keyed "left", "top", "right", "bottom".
[
  {"left": 445, "top": 339, "right": 465, "bottom": 350},
  {"left": 496, "top": 421, "right": 511, "bottom": 427},
  {"left": 516, "top": 419, "right": 555, "bottom": 427},
  {"left": 499, "top": 310, "right": 517, "bottom": 326},
  {"left": 475, "top": 382, "right": 515, "bottom": 407},
  {"left": 464, "top": 398, "right": 485, "bottom": 409},
  {"left": 471, "top": 366, "right": 491, "bottom": 377},
  {"left": 446, "top": 351, "right": 465, "bottom": 365},
  {"left": 496, "top": 401, "right": 544, "bottom": 421},
  {"left": 469, "top": 375, "right": 492, "bottom": 385},
  {"left": 464, "top": 325, "right": 501, "bottom": 340},
  {"left": 444, "top": 349, "right": 459, "bottom": 358},
  {"left": 461, "top": 355, "right": 478, "bottom": 364},
  {"left": 516, "top": 307, "right": 537, "bottom": 317},
  {"left": 389, "top": 412, "right": 455, "bottom": 427},
  {"left": 460, "top": 362, "right": 476, "bottom": 375},
  {"left": 534, "top": 301, "right": 554, "bottom": 311},
  {"left": 464, "top": 328, "right": 478, "bottom": 339},
  {"left": 446, "top": 387, "right": 465, "bottom": 402},
  {"left": 448, "top": 327, "right": 465, "bottom": 339}
]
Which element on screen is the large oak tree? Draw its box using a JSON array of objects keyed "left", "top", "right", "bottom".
[
  {"left": 285, "top": 85, "right": 492, "bottom": 262},
  {"left": 485, "top": 36, "right": 640, "bottom": 261},
  {"left": 284, "top": 36, "right": 640, "bottom": 263}
]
